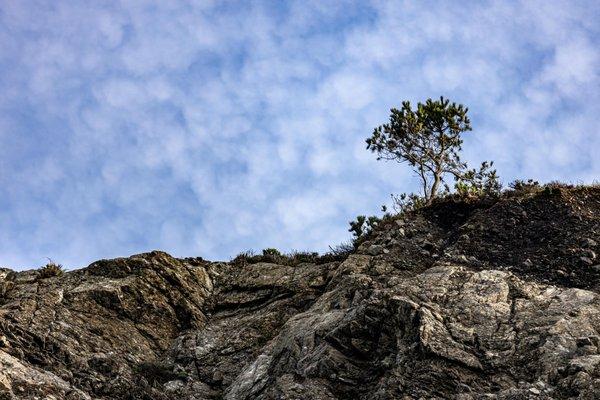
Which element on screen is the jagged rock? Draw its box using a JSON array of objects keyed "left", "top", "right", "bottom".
[
  {"left": 0, "top": 186, "right": 599, "bottom": 399},
  {"left": 581, "top": 257, "right": 594, "bottom": 266},
  {"left": 582, "top": 249, "right": 596, "bottom": 260},
  {"left": 581, "top": 238, "right": 597, "bottom": 248},
  {"left": 0, "top": 350, "right": 90, "bottom": 399},
  {"left": 367, "top": 244, "right": 384, "bottom": 256}
]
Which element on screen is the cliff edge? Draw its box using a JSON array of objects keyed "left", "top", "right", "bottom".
[{"left": 1, "top": 185, "right": 599, "bottom": 399}]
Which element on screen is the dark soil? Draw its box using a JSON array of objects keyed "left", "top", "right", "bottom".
[{"left": 362, "top": 185, "right": 600, "bottom": 292}]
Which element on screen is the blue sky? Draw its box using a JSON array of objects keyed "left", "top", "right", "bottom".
[{"left": 1, "top": 0, "right": 599, "bottom": 269}]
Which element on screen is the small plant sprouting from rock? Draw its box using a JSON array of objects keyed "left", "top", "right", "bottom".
[
  {"left": 37, "top": 260, "right": 64, "bottom": 279},
  {"left": 231, "top": 248, "right": 348, "bottom": 267},
  {"left": 328, "top": 241, "right": 354, "bottom": 257},
  {"left": 348, "top": 215, "right": 381, "bottom": 241}
]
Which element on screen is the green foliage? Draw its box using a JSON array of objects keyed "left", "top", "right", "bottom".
[
  {"left": 543, "top": 181, "right": 571, "bottom": 195},
  {"left": 367, "top": 97, "right": 501, "bottom": 204},
  {"left": 231, "top": 250, "right": 255, "bottom": 267},
  {"left": 509, "top": 179, "right": 540, "bottom": 195},
  {"left": 348, "top": 215, "right": 381, "bottom": 241},
  {"left": 231, "top": 248, "right": 347, "bottom": 267},
  {"left": 37, "top": 261, "right": 63, "bottom": 279},
  {"left": 348, "top": 216, "right": 366, "bottom": 239},
  {"left": 455, "top": 161, "right": 502, "bottom": 198},
  {"left": 291, "top": 251, "right": 320, "bottom": 263},
  {"left": 390, "top": 192, "right": 427, "bottom": 214},
  {"left": 506, "top": 179, "right": 572, "bottom": 197},
  {"left": 367, "top": 97, "right": 472, "bottom": 203},
  {"left": 262, "top": 248, "right": 282, "bottom": 257}
]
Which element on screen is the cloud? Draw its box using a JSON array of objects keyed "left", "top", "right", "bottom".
[{"left": 0, "top": 0, "right": 599, "bottom": 269}]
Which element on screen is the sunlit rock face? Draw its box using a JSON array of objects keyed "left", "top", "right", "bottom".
[{"left": 1, "top": 186, "right": 599, "bottom": 399}]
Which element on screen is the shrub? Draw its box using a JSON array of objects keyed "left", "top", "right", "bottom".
[
  {"left": 262, "top": 248, "right": 282, "bottom": 257},
  {"left": 231, "top": 250, "right": 256, "bottom": 267},
  {"left": 455, "top": 161, "right": 502, "bottom": 198},
  {"left": 349, "top": 215, "right": 381, "bottom": 242},
  {"left": 38, "top": 261, "right": 63, "bottom": 279},
  {"left": 390, "top": 192, "right": 427, "bottom": 214},
  {"left": 231, "top": 249, "right": 344, "bottom": 267},
  {"left": 289, "top": 251, "right": 319, "bottom": 263},
  {"left": 509, "top": 179, "right": 540, "bottom": 195},
  {"left": 327, "top": 241, "right": 354, "bottom": 257}
]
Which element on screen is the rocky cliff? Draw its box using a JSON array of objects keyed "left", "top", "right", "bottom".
[{"left": 1, "top": 186, "right": 599, "bottom": 399}]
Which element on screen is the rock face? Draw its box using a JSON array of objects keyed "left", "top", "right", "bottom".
[{"left": 1, "top": 186, "right": 599, "bottom": 399}]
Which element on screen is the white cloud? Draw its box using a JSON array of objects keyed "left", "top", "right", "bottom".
[{"left": 0, "top": 0, "right": 599, "bottom": 268}]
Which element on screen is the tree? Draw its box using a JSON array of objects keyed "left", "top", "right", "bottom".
[
  {"left": 366, "top": 97, "right": 473, "bottom": 204},
  {"left": 348, "top": 215, "right": 380, "bottom": 241}
]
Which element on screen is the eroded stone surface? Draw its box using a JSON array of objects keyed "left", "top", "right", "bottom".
[{"left": 1, "top": 188, "right": 599, "bottom": 399}]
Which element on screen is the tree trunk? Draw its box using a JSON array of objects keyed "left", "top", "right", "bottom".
[{"left": 429, "top": 170, "right": 441, "bottom": 204}]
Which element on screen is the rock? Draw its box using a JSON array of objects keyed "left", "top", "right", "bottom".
[
  {"left": 529, "top": 387, "right": 540, "bottom": 395},
  {"left": 0, "top": 187, "right": 599, "bottom": 399},
  {"left": 456, "top": 254, "right": 469, "bottom": 263},
  {"left": 582, "top": 238, "right": 598, "bottom": 248},
  {"left": 224, "top": 263, "right": 600, "bottom": 399},
  {"left": 164, "top": 380, "right": 185, "bottom": 393},
  {"left": 582, "top": 249, "right": 596, "bottom": 260},
  {"left": 367, "top": 244, "right": 384, "bottom": 256},
  {"left": 0, "top": 350, "right": 90, "bottom": 399},
  {"left": 581, "top": 257, "right": 594, "bottom": 266}
]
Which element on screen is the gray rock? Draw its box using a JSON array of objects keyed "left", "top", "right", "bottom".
[
  {"left": 367, "top": 244, "right": 384, "bottom": 256},
  {"left": 164, "top": 380, "right": 185, "bottom": 393},
  {"left": 582, "top": 249, "right": 597, "bottom": 260},
  {"left": 581, "top": 257, "right": 594, "bottom": 266},
  {"left": 1, "top": 249, "right": 599, "bottom": 400},
  {"left": 0, "top": 186, "right": 599, "bottom": 399}
]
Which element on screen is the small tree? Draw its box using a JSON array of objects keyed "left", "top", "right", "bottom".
[
  {"left": 349, "top": 215, "right": 381, "bottom": 242},
  {"left": 454, "top": 161, "right": 501, "bottom": 198},
  {"left": 367, "top": 97, "right": 475, "bottom": 204}
]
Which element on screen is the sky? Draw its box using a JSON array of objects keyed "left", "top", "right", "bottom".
[{"left": 1, "top": 0, "right": 599, "bottom": 270}]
